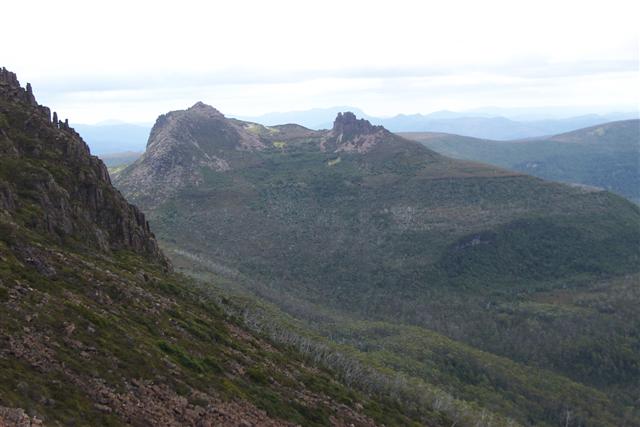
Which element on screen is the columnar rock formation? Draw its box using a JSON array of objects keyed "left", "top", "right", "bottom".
[
  {"left": 326, "top": 111, "right": 392, "bottom": 153},
  {"left": 0, "top": 67, "right": 77, "bottom": 133},
  {"left": 1, "top": 67, "right": 49, "bottom": 119},
  {"left": 332, "top": 111, "right": 384, "bottom": 138},
  {"left": 0, "top": 67, "right": 169, "bottom": 268}
]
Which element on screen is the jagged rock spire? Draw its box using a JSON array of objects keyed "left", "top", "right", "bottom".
[
  {"left": 332, "top": 112, "right": 383, "bottom": 138},
  {"left": 1, "top": 66, "right": 51, "bottom": 120},
  {"left": 0, "top": 66, "right": 19, "bottom": 86},
  {"left": 0, "top": 66, "right": 170, "bottom": 268},
  {"left": 326, "top": 112, "right": 390, "bottom": 153}
]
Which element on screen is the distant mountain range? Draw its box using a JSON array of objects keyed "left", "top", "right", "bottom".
[
  {"left": 402, "top": 119, "right": 640, "bottom": 203},
  {"left": 76, "top": 107, "right": 638, "bottom": 155},
  {"left": 239, "top": 107, "right": 637, "bottom": 139},
  {"left": 73, "top": 122, "right": 151, "bottom": 155}
]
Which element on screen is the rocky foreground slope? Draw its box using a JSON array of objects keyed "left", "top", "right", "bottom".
[{"left": 0, "top": 69, "right": 470, "bottom": 426}]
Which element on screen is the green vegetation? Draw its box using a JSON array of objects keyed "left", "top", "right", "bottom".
[
  {"left": 179, "top": 252, "right": 640, "bottom": 427},
  {"left": 2, "top": 86, "right": 468, "bottom": 425},
  {"left": 1, "top": 230, "right": 460, "bottom": 425},
  {"left": 116, "top": 108, "right": 640, "bottom": 426},
  {"left": 402, "top": 119, "right": 640, "bottom": 203},
  {"left": 5, "top": 78, "right": 639, "bottom": 426}
]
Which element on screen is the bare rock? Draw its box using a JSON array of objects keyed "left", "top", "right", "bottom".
[
  {"left": 326, "top": 112, "right": 391, "bottom": 153},
  {"left": 0, "top": 406, "right": 43, "bottom": 427},
  {"left": 0, "top": 67, "right": 171, "bottom": 270}
]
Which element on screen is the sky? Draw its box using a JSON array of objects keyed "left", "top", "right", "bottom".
[{"left": 2, "top": 0, "right": 639, "bottom": 124}]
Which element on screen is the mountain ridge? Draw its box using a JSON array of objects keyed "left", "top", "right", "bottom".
[
  {"left": 239, "top": 107, "right": 638, "bottom": 139},
  {"left": 116, "top": 103, "right": 450, "bottom": 207},
  {"left": 73, "top": 108, "right": 638, "bottom": 155},
  {"left": 0, "top": 67, "right": 168, "bottom": 266},
  {"left": 115, "top": 101, "right": 640, "bottom": 426},
  {"left": 402, "top": 119, "right": 640, "bottom": 202}
]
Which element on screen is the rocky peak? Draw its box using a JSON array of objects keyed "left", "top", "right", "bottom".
[
  {"left": 0, "top": 67, "right": 169, "bottom": 268},
  {"left": 116, "top": 104, "right": 266, "bottom": 206},
  {"left": 1, "top": 67, "right": 79, "bottom": 135},
  {"left": 2, "top": 67, "right": 50, "bottom": 123},
  {"left": 332, "top": 112, "right": 381, "bottom": 136},
  {"left": 146, "top": 102, "right": 262, "bottom": 152},
  {"left": 328, "top": 111, "right": 390, "bottom": 153},
  {"left": 188, "top": 101, "right": 225, "bottom": 117}
]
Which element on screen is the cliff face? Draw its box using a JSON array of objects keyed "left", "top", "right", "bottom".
[{"left": 0, "top": 67, "right": 168, "bottom": 268}]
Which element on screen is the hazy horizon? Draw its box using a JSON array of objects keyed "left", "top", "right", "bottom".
[
  {"left": 3, "top": 0, "right": 638, "bottom": 124},
  {"left": 71, "top": 104, "right": 639, "bottom": 127}
]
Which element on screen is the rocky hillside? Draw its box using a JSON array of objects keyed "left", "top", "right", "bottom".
[
  {"left": 116, "top": 103, "right": 640, "bottom": 426},
  {"left": 0, "top": 67, "right": 167, "bottom": 265},
  {"left": 0, "top": 69, "right": 467, "bottom": 426},
  {"left": 116, "top": 102, "right": 272, "bottom": 208}
]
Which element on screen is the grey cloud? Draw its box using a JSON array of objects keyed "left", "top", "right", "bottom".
[{"left": 31, "top": 59, "right": 637, "bottom": 95}]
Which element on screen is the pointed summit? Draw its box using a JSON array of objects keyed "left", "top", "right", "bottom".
[
  {"left": 188, "top": 101, "right": 225, "bottom": 117},
  {"left": 117, "top": 104, "right": 267, "bottom": 206}
]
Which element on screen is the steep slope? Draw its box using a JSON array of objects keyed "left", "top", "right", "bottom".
[
  {"left": 0, "top": 69, "right": 167, "bottom": 265},
  {"left": 402, "top": 119, "right": 640, "bottom": 203},
  {"left": 116, "top": 103, "right": 640, "bottom": 426},
  {"left": 0, "top": 69, "right": 464, "bottom": 426}
]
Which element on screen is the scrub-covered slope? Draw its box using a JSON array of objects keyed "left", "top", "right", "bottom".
[
  {"left": 0, "top": 68, "right": 456, "bottom": 426},
  {"left": 116, "top": 103, "right": 640, "bottom": 426},
  {"left": 117, "top": 104, "right": 639, "bottom": 299}
]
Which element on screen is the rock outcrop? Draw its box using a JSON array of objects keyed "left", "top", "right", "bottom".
[
  {"left": 332, "top": 112, "right": 383, "bottom": 138},
  {"left": 325, "top": 111, "right": 392, "bottom": 153},
  {"left": 0, "top": 67, "right": 169, "bottom": 268},
  {"left": 0, "top": 406, "right": 43, "bottom": 427}
]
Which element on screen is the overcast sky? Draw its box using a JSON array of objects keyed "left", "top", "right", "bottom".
[{"left": 2, "top": 0, "right": 638, "bottom": 123}]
